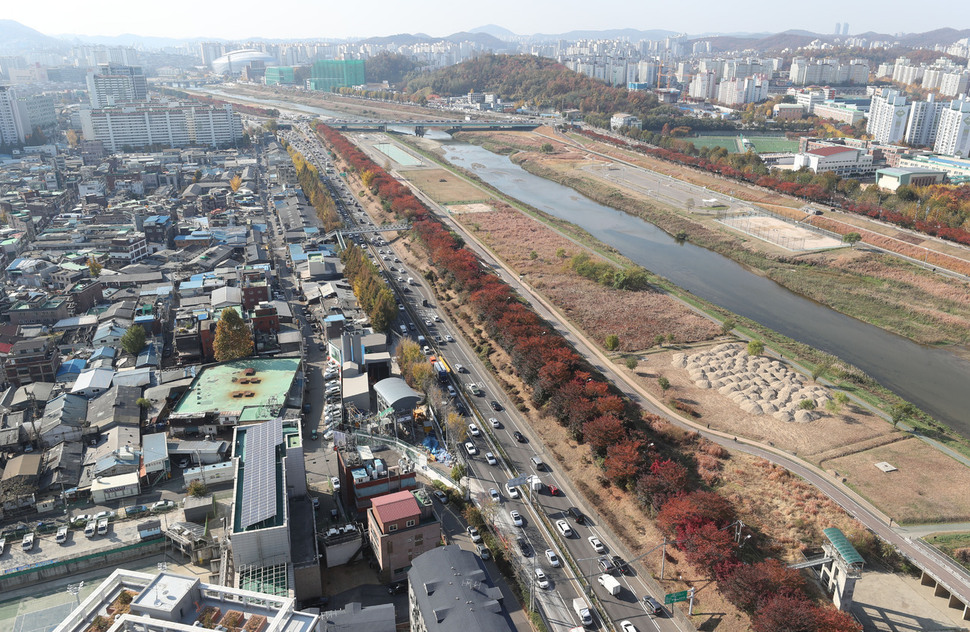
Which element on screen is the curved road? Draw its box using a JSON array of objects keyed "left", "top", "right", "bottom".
[{"left": 391, "top": 138, "right": 970, "bottom": 611}]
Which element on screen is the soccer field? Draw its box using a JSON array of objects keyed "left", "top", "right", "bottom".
[
  {"left": 747, "top": 137, "right": 799, "bottom": 153},
  {"left": 689, "top": 135, "right": 740, "bottom": 152}
]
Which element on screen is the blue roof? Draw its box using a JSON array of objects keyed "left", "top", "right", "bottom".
[
  {"left": 57, "top": 358, "right": 86, "bottom": 377},
  {"left": 134, "top": 314, "right": 155, "bottom": 324},
  {"left": 137, "top": 344, "right": 159, "bottom": 368},
  {"left": 90, "top": 346, "right": 117, "bottom": 361}
]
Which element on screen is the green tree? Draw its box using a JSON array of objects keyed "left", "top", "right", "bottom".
[
  {"left": 188, "top": 480, "right": 208, "bottom": 497},
  {"left": 450, "top": 461, "right": 467, "bottom": 484},
  {"left": 556, "top": 247, "right": 567, "bottom": 259},
  {"left": 120, "top": 324, "right": 147, "bottom": 356},
  {"left": 87, "top": 257, "right": 102, "bottom": 277},
  {"left": 625, "top": 356, "right": 638, "bottom": 370},
  {"left": 835, "top": 392, "right": 850, "bottom": 406},
  {"left": 530, "top": 250, "right": 538, "bottom": 260},
  {"left": 889, "top": 403, "right": 916, "bottom": 429},
  {"left": 540, "top": 143, "right": 554, "bottom": 153},
  {"left": 654, "top": 334, "right": 666, "bottom": 348},
  {"left": 842, "top": 232, "right": 862, "bottom": 247},
  {"left": 798, "top": 399, "right": 817, "bottom": 410},
  {"left": 812, "top": 357, "right": 834, "bottom": 382},
  {"left": 192, "top": 169, "right": 202, "bottom": 183},
  {"left": 213, "top": 309, "right": 253, "bottom": 362},
  {"left": 658, "top": 376, "right": 671, "bottom": 395},
  {"left": 370, "top": 288, "right": 398, "bottom": 333},
  {"left": 605, "top": 334, "right": 620, "bottom": 351},
  {"left": 720, "top": 319, "right": 736, "bottom": 335},
  {"left": 136, "top": 398, "right": 152, "bottom": 409},
  {"left": 747, "top": 339, "right": 764, "bottom": 356}
]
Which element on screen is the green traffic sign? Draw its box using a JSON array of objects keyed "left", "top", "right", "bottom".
[{"left": 664, "top": 590, "right": 689, "bottom": 605}]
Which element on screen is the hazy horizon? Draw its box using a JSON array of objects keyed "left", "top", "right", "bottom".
[{"left": 4, "top": 0, "right": 963, "bottom": 42}]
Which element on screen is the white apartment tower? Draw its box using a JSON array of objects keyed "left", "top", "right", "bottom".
[
  {"left": 86, "top": 64, "right": 148, "bottom": 108},
  {"left": 0, "top": 85, "right": 26, "bottom": 145},
  {"left": 689, "top": 71, "right": 718, "bottom": 100},
  {"left": 939, "top": 71, "right": 970, "bottom": 98},
  {"left": 80, "top": 102, "right": 242, "bottom": 151},
  {"left": 934, "top": 96, "right": 970, "bottom": 157},
  {"left": 905, "top": 94, "right": 945, "bottom": 147},
  {"left": 867, "top": 89, "right": 909, "bottom": 143}
]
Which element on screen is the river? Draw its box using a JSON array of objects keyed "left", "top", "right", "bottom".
[
  {"left": 205, "top": 87, "right": 970, "bottom": 438},
  {"left": 438, "top": 143, "right": 970, "bottom": 439}
]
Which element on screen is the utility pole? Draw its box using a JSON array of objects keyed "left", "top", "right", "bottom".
[
  {"left": 660, "top": 536, "right": 667, "bottom": 579},
  {"left": 688, "top": 587, "right": 696, "bottom": 615}
]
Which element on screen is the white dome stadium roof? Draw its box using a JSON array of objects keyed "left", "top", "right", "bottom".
[{"left": 212, "top": 49, "right": 277, "bottom": 74}]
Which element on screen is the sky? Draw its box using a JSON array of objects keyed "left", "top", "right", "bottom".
[{"left": 6, "top": 0, "right": 959, "bottom": 41}]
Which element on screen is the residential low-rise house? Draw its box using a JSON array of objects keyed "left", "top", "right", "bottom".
[
  {"left": 71, "top": 367, "right": 115, "bottom": 398},
  {"left": 7, "top": 337, "right": 60, "bottom": 387},
  {"left": 368, "top": 489, "right": 441, "bottom": 582}
]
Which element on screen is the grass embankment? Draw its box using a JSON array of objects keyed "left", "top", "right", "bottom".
[
  {"left": 924, "top": 532, "right": 970, "bottom": 573},
  {"left": 398, "top": 132, "right": 970, "bottom": 458}
]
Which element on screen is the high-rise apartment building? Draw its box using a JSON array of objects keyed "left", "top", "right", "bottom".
[
  {"left": 199, "top": 41, "right": 224, "bottom": 68},
  {"left": 0, "top": 85, "right": 26, "bottom": 146},
  {"left": 80, "top": 102, "right": 242, "bottom": 151},
  {"left": 16, "top": 93, "right": 56, "bottom": 133},
  {"left": 86, "top": 64, "right": 148, "bottom": 108},
  {"left": 689, "top": 71, "right": 718, "bottom": 100},
  {"left": 939, "top": 71, "right": 970, "bottom": 98},
  {"left": 934, "top": 96, "right": 970, "bottom": 157},
  {"left": 867, "top": 89, "right": 910, "bottom": 143},
  {"left": 905, "top": 94, "right": 945, "bottom": 147}
]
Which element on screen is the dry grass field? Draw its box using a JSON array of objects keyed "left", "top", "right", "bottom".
[
  {"left": 397, "top": 167, "right": 485, "bottom": 204},
  {"left": 827, "top": 438, "right": 970, "bottom": 524},
  {"left": 457, "top": 207, "right": 722, "bottom": 350}
]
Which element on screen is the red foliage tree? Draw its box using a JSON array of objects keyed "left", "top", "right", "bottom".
[
  {"left": 583, "top": 414, "right": 628, "bottom": 455},
  {"left": 604, "top": 438, "right": 644, "bottom": 483},
  {"left": 811, "top": 605, "right": 863, "bottom": 632},
  {"left": 680, "top": 522, "right": 737, "bottom": 574},
  {"left": 751, "top": 595, "right": 817, "bottom": 632},
  {"left": 636, "top": 458, "right": 690, "bottom": 509},
  {"left": 721, "top": 559, "right": 807, "bottom": 613},
  {"left": 656, "top": 490, "right": 735, "bottom": 537}
]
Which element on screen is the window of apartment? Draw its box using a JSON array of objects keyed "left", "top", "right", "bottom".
[
  {"left": 406, "top": 519, "right": 415, "bottom": 528},
  {"left": 388, "top": 524, "right": 398, "bottom": 532}
]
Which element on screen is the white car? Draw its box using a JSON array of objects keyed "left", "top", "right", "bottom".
[
  {"left": 556, "top": 519, "right": 573, "bottom": 537},
  {"left": 489, "top": 488, "right": 500, "bottom": 502},
  {"left": 534, "top": 568, "right": 550, "bottom": 589},
  {"left": 620, "top": 622, "right": 637, "bottom": 632},
  {"left": 331, "top": 476, "right": 341, "bottom": 492},
  {"left": 545, "top": 549, "right": 561, "bottom": 567},
  {"left": 445, "top": 334, "right": 454, "bottom": 342},
  {"left": 468, "top": 423, "right": 480, "bottom": 437},
  {"left": 510, "top": 510, "right": 523, "bottom": 527},
  {"left": 506, "top": 484, "right": 520, "bottom": 499},
  {"left": 433, "top": 490, "right": 448, "bottom": 503},
  {"left": 485, "top": 452, "right": 497, "bottom": 466},
  {"left": 151, "top": 500, "right": 175, "bottom": 512},
  {"left": 588, "top": 536, "right": 606, "bottom": 554},
  {"left": 466, "top": 526, "right": 482, "bottom": 543},
  {"left": 464, "top": 442, "right": 478, "bottom": 456},
  {"left": 489, "top": 417, "right": 500, "bottom": 428}
]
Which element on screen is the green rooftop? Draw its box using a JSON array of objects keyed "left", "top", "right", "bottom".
[
  {"left": 172, "top": 357, "right": 300, "bottom": 417},
  {"left": 823, "top": 527, "right": 864, "bottom": 566}
]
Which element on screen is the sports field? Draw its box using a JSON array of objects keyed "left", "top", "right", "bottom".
[
  {"left": 746, "top": 137, "right": 800, "bottom": 153},
  {"left": 688, "top": 135, "right": 739, "bottom": 152}
]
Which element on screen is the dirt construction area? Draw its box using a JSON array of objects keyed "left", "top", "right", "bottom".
[{"left": 718, "top": 214, "right": 844, "bottom": 251}]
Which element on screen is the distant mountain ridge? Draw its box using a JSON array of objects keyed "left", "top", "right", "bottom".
[{"left": 0, "top": 19, "right": 64, "bottom": 52}]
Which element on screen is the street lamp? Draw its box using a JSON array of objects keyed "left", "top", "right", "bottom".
[{"left": 67, "top": 581, "right": 84, "bottom": 607}]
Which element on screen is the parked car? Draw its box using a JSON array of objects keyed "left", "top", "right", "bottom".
[
  {"left": 433, "top": 490, "right": 448, "bottom": 503},
  {"left": 151, "top": 500, "right": 175, "bottom": 512},
  {"left": 331, "top": 476, "right": 341, "bottom": 492},
  {"left": 477, "top": 544, "right": 491, "bottom": 560},
  {"left": 466, "top": 526, "right": 482, "bottom": 543},
  {"left": 589, "top": 536, "right": 606, "bottom": 554},
  {"left": 55, "top": 526, "right": 69, "bottom": 544},
  {"left": 21, "top": 533, "right": 34, "bottom": 551}
]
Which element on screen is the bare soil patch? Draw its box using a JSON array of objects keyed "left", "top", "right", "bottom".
[
  {"left": 828, "top": 438, "right": 970, "bottom": 524},
  {"left": 397, "top": 167, "right": 485, "bottom": 204}
]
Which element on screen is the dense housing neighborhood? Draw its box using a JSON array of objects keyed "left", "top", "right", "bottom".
[{"left": 1, "top": 13, "right": 970, "bottom": 632}]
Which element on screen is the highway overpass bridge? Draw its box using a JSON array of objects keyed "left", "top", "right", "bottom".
[{"left": 327, "top": 119, "right": 540, "bottom": 136}]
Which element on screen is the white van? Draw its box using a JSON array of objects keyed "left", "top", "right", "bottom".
[
  {"left": 97, "top": 518, "right": 109, "bottom": 536},
  {"left": 55, "top": 526, "right": 69, "bottom": 544},
  {"left": 84, "top": 520, "right": 97, "bottom": 537}
]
